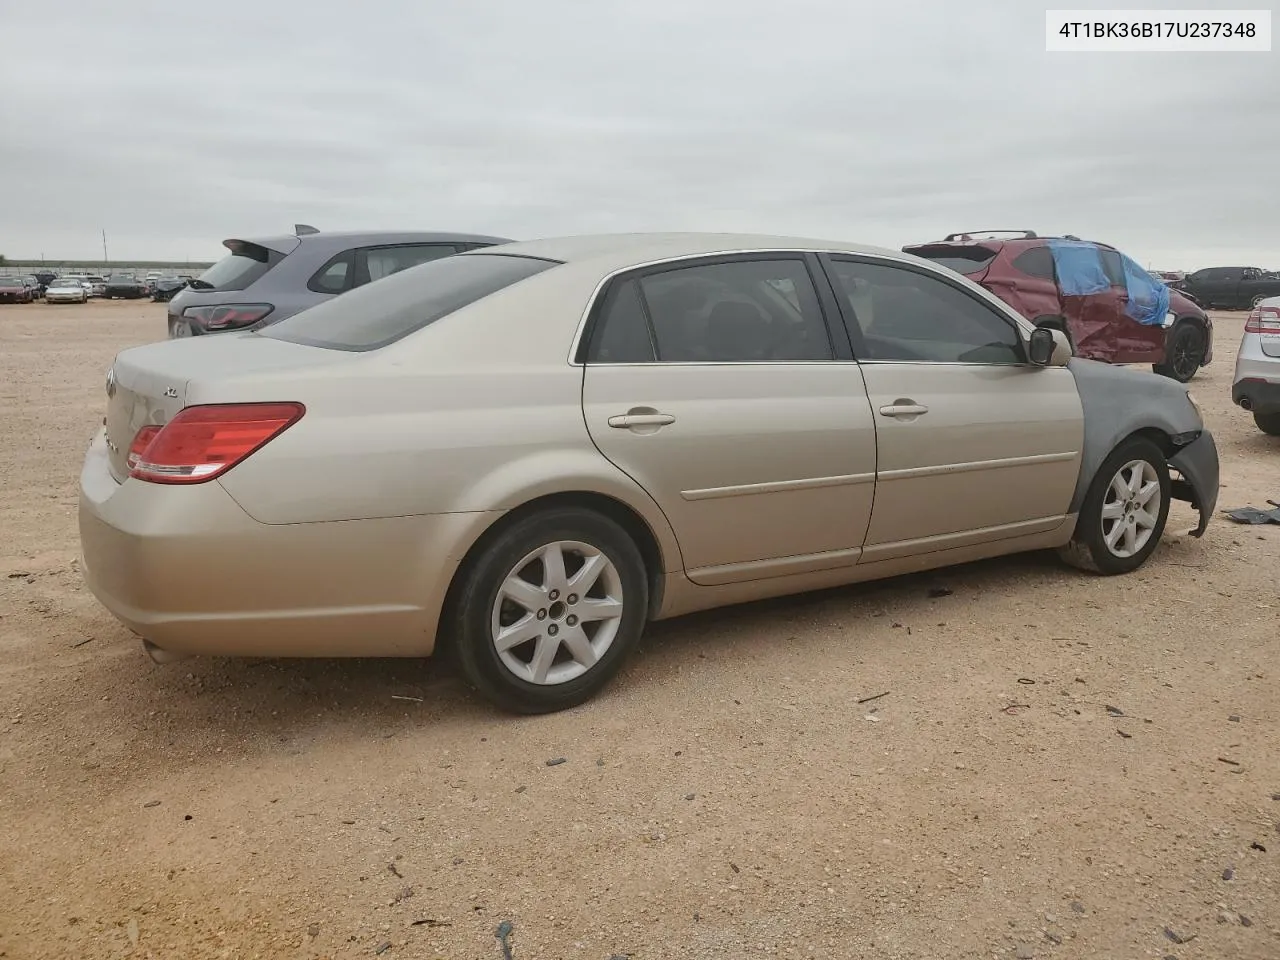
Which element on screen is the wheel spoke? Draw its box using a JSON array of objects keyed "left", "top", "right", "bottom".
[
  {"left": 1136, "top": 479, "right": 1160, "bottom": 507},
  {"left": 501, "top": 576, "right": 546, "bottom": 613},
  {"left": 1101, "top": 500, "right": 1125, "bottom": 520},
  {"left": 494, "top": 615, "right": 542, "bottom": 652},
  {"left": 1104, "top": 521, "right": 1125, "bottom": 550},
  {"left": 560, "top": 626, "right": 598, "bottom": 669},
  {"left": 541, "top": 543, "right": 569, "bottom": 594},
  {"left": 1122, "top": 522, "right": 1137, "bottom": 555},
  {"left": 577, "top": 595, "right": 624, "bottom": 623},
  {"left": 1134, "top": 507, "right": 1158, "bottom": 531},
  {"left": 1126, "top": 467, "right": 1143, "bottom": 496},
  {"left": 1109, "top": 474, "right": 1130, "bottom": 502},
  {"left": 528, "top": 634, "right": 559, "bottom": 684},
  {"left": 567, "top": 553, "right": 608, "bottom": 594}
]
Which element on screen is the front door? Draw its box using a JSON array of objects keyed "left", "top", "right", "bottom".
[
  {"left": 580, "top": 255, "right": 878, "bottom": 585},
  {"left": 822, "top": 255, "right": 1084, "bottom": 561}
]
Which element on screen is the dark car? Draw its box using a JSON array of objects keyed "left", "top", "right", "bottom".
[
  {"left": 104, "top": 274, "right": 148, "bottom": 299},
  {"left": 32, "top": 271, "right": 57, "bottom": 294},
  {"left": 903, "top": 230, "right": 1213, "bottom": 382},
  {"left": 150, "top": 276, "right": 188, "bottom": 302},
  {"left": 0, "top": 275, "right": 35, "bottom": 303},
  {"left": 166, "top": 225, "right": 512, "bottom": 338},
  {"left": 1177, "top": 266, "right": 1280, "bottom": 310}
]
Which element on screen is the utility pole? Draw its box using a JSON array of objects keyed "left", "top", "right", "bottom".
[{"left": 102, "top": 230, "right": 109, "bottom": 267}]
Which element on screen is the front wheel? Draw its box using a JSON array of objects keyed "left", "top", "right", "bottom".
[
  {"left": 447, "top": 507, "right": 649, "bottom": 714},
  {"left": 1059, "top": 436, "right": 1171, "bottom": 575},
  {"left": 1153, "top": 321, "right": 1206, "bottom": 382},
  {"left": 1255, "top": 411, "right": 1280, "bottom": 436},
  {"left": 1253, "top": 294, "right": 1271, "bottom": 308}
]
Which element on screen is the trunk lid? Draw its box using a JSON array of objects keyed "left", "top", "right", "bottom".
[{"left": 103, "top": 333, "right": 350, "bottom": 482}]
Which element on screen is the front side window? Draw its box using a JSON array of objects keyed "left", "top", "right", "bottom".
[
  {"left": 827, "top": 258, "right": 1024, "bottom": 364},
  {"left": 589, "top": 258, "right": 831, "bottom": 363}
]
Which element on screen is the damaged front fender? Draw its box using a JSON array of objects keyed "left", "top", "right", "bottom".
[{"left": 1168, "top": 431, "right": 1219, "bottom": 537}]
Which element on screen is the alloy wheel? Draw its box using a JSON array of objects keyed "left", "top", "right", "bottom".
[
  {"left": 1101, "top": 459, "right": 1161, "bottom": 558},
  {"left": 490, "top": 540, "right": 625, "bottom": 685}
]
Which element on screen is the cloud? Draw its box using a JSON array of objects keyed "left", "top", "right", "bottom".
[{"left": 1, "top": 0, "right": 1273, "bottom": 269}]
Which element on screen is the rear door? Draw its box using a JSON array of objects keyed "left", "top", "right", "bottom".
[
  {"left": 580, "top": 254, "right": 878, "bottom": 585},
  {"left": 822, "top": 255, "right": 1083, "bottom": 560}
]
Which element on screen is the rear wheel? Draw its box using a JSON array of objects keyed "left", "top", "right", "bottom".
[
  {"left": 447, "top": 507, "right": 649, "bottom": 713},
  {"left": 1059, "top": 436, "right": 1171, "bottom": 575},
  {"left": 1253, "top": 294, "right": 1270, "bottom": 308},
  {"left": 1153, "top": 321, "right": 1205, "bottom": 382},
  {"left": 1255, "top": 411, "right": 1280, "bottom": 436}
]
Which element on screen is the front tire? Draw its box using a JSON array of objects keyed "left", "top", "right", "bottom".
[
  {"left": 1059, "top": 436, "right": 1171, "bottom": 575},
  {"left": 1255, "top": 411, "right": 1280, "bottom": 436},
  {"left": 1153, "top": 321, "right": 1206, "bottom": 382},
  {"left": 447, "top": 507, "right": 649, "bottom": 714}
]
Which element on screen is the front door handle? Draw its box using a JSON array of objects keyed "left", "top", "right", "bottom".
[
  {"left": 878, "top": 402, "right": 928, "bottom": 418},
  {"left": 608, "top": 412, "right": 676, "bottom": 428}
]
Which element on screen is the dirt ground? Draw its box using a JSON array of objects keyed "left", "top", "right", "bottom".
[{"left": 0, "top": 299, "right": 1276, "bottom": 960}]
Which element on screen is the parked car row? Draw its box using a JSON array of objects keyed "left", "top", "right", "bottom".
[{"left": 0, "top": 270, "right": 196, "bottom": 304}]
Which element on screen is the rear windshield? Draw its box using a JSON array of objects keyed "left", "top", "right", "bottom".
[
  {"left": 259, "top": 253, "right": 559, "bottom": 352},
  {"left": 904, "top": 244, "right": 998, "bottom": 276},
  {"left": 193, "top": 241, "right": 286, "bottom": 292}
]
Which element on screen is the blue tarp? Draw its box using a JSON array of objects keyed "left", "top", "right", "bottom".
[
  {"left": 1118, "top": 251, "right": 1171, "bottom": 326},
  {"left": 1047, "top": 239, "right": 1170, "bottom": 326},
  {"left": 1047, "top": 240, "right": 1111, "bottom": 296}
]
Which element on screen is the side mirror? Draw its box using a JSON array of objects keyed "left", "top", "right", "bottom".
[{"left": 1028, "top": 325, "right": 1071, "bottom": 367}]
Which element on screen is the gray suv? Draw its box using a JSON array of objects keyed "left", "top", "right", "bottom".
[{"left": 167, "top": 225, "right": 512, "bottom": 338}]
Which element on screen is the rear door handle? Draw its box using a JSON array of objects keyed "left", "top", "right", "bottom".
[
  {"left": 608, "top": 413, "right": 676, "bottom": 428},
  {"left": 878, "top": 402, "right": 928, "bottom": 418}
]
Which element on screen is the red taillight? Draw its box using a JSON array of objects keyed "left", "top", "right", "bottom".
[
  {"left": 129, "top": 402, "right": 305, "bottom": 484},
  {"left": 127, "top": 424, "right": 162, "bottom": 471},
  {"left": 182, "top": 303, "right": 274, "bottom": 331},
  {"left": 1245, "top": 306, "right": 1280, "bottom": 334}
]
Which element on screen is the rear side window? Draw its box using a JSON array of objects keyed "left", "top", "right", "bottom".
[
  {"left": 588, "top": 280, "right": 656, "bottom": 362},
  {"left": 362, "top": 244, "right": 458, "bottom": 283},
  {"left": 308, "top": 250, "right": 355, "bottom": 294},
  {"left": 260, "top": 253, "right": 558, "bottom": 352},
  {"left": 194, "top": 241, "right": 286, "bottom": 292},
  {"left": 1011, "top": 247, "right": 1055, "bottom": 280}
]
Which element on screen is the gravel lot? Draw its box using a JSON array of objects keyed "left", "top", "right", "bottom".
[{"left": 1, "top": 299, "right": 1277, "bottom": 960}]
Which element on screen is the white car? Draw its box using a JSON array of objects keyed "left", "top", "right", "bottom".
[
  {"left": 1232, "top": 295, "right": 1280, "bottom": 435},
  {"left": 44, "top": 278, "right": 90, "bottom": 303},
  {"left": 87, "top": 276, "right": 107, "bottom": 297}
]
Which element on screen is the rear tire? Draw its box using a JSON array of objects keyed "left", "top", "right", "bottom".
[
  {"left": 1255, "top": 411, "right": 1280, "bottom": 436},
  {"left": 1253, "top": 294, "right": 1270, "bottom": 308},
  {"left": 1059, "top": 436, "right": 1171, "bottom": 575},
  {"left": 447, "top": 507, "right": 649, "bottom": 714},
  {"left": 1153, "top": 320, "right": 1206, "bottom": 382}
]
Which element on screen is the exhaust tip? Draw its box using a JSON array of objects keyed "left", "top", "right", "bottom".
[
  {"left": 142, "top": 639, "right": 191, "bottom": 664},
  {"left": 1239, "top": 397, "right": 1253, "bottom": 410}
]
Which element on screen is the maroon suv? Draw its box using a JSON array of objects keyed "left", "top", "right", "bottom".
[{"left": 904, "top": 231, "right": 1212, "bottom": 382}]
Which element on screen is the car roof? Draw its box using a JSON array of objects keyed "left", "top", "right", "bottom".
[
  {"left": 234, "top": 229, "right": 514, "bottom": 255},
  {"left": 469, "top": 232, "right": 916, "bottom": 273}
]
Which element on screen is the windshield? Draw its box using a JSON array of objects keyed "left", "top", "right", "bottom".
[
  {"left": 904, "top": 244, "right": 999, "bottom": 276},
  {"left": 260, "top": 253, "right": 559, "bottom": 352},
  {"left": 50, "top": 279, "right": 82, "bottom": 287},
  {"left": 194, "top": 240, "right": 286, "bottom": 291}
]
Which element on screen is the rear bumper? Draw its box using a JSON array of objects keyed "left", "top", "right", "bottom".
[
  {"left": 1232, "top": 377, "right": 1280, "bottom": 414},
  {"left": 1168, "top": 431, "right": 1219, "bottom": 538},
  {"left": 78, "top": 430, "right": 498, "bottom": 658}
]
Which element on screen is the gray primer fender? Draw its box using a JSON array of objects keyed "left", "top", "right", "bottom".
[{"left": 1066, "top": 357, "right": 1215, "bottom": 532}]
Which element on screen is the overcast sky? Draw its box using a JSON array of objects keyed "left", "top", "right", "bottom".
[{"left": 1, "top": 0, "right": 1275, "bottom": 269}]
